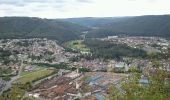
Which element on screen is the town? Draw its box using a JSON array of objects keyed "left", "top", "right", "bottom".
[{"left": 0, "top": 36, "right": 170, "bottom": 100}]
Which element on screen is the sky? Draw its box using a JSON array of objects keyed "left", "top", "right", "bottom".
[{"left": 0, "top": 0, "right": 170, "bottom": 18}]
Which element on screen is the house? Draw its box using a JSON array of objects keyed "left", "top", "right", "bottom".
[
  {"left": 114, "top": 62, "right": 125, "bottom": 68},
  {"left": 113, "top": 62, "right": 127, "bottom": 72},
  {"left": 139, "top": 75, "right": 149, "bottom": 85}
]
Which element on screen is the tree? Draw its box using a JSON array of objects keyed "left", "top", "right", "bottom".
[
  {"left": 23, "top": 82, "right": 32, "bottom": 91},
  {"left": 0, "top": 85, "right": 25, "bottom": 100},
  {"left": 109, "top": 56, "right": 170, "bottom": 100},
  {"left": 10, "top": 85, "right": 21, "bottom": 100}
]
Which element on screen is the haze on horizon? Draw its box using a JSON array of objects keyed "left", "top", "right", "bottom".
[{"left": 0, "top": 0, "right": 170, "bottom": 18}]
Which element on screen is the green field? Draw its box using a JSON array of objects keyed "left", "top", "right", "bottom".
[
  {"left": 20, "top": 64, "right": 44, "bottom": 76},
  {"left": 16, "top": 69, "right": 54, "bottom": 84},
  {"left": 66, "top": 40, "right": 90, "bottom": 52}
]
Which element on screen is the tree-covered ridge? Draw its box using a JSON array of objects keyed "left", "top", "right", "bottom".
[
  {"left": 61, "top": 17, "right": 131, "bottom": 27},
  {"left": 70, "top": 15, "right": 170, "bottom": 38},
  {"left": 83, "top": 39, "right": 147, "bottom": 60},
  {"left": 0, "top": 17, "right": 88, "bottom": 42},
  {"left": 1, "top": 15, "right": 170, "bottom": 42}
]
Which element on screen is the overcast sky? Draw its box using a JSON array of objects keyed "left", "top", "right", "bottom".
[{"left": 0, "top": 0, "right": 170, "bottom": 18}]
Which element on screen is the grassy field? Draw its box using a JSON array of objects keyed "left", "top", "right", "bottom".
[
  {"left": 16, "top": 69, "right": 54, "bottom": 84},
  {"left": 20, "top": 64, "right": 44, "bottom": 76},
  {"left": 66, "top": 40, "right": 90, "bottom": 52}
]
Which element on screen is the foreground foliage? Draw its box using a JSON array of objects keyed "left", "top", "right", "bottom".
[{"left": 109, "top": 55, "right": 170, "bottom": 100}]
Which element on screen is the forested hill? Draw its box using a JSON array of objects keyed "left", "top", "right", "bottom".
[
  {"left": 0, "top": 17, "right": 88, "bottom": 42},
  {"left": 1, "top": 15, "right": 170, "bottom": 42},
  {"left": 61, "top": 17, "right": 131, "bottom": 27},
  {"left": 62, "top": 15, "right": 170, "bottom": 38}
]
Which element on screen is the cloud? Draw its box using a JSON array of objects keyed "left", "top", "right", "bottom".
[
  {"left": 0, "top": 0, "right": 18, "bottom": 4},
  {"left": 0, "top": 0, "right": 91, "bottom": 6},
  {"left": 0, "top": 0, "right": 170, "bottom": 18},
  {"left": 0, "top": 0, "right": 25, "bottom": 6},
  {"left": 76, "top": 0, "right": 92, "bottom": 3},
  {"left": 0, "top": 0, "right": 67, "bottom": 7},
  {"left": 0, "top": 0, "right": 92, "bottom": 18}
]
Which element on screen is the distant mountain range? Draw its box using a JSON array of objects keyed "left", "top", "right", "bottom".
[
  {"left": 61, "top": 17, "right": 131, "bottom": 27},
  {"left": 62, "top": 15, "right": 170, "bottom": 38},
  {"left": 0, "top": 17, "right": 88, "bottom": 42},
  {"left": 0, "top": 15, "right": 170, "bottom": 42}
]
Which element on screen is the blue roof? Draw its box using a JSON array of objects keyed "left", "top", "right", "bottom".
[
  {"left": 94, "top": 92, "right": 103, "bottom": 100},
  {"left": 86, "top": 75, "right": 102, "bottom": 83},
  {"left": 115, "top": 63, "right": 124, "bottom": 68},
  {"left": 139, "top": 79, "right": 149, "bottom": 84}
]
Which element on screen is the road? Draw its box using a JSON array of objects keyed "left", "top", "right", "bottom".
[{"left": 0, "top": 61, "right": 23, "bottom": 95}]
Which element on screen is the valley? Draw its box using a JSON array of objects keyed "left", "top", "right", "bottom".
[
  {"left": 1, "top": 0, "right": 170, "bottom": 99},
  {"left": 0, "top": 36, "right": 170, "bottom": 100}
]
